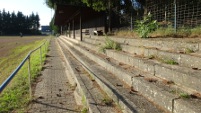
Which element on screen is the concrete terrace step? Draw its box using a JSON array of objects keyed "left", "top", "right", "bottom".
[
  {"left": 59, "top": 36, "right": 201, "bottom": 113},
  {"left": 83, "top": 36, "right": 201, "bottom": 69},
  {"left": 56, "top": 40, "right": 120, "bottom": 113},
  {"left": 85, "top": 36, "right": 201, "bottom": 52},
  {"left": 65, "top": 36, "right": 201, "bottom": 94},
  {"left": 58, "top": 38, "right": 164, "bottom": 113}
]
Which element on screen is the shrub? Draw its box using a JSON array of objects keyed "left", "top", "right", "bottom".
[
  {"left": 136, "top": 12, "right": 158, "bottom": 38},
  {"left": 99, "top": 36, "right": 121, "bottom": 53}
]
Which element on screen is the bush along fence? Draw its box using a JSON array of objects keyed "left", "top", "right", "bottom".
[{"left": 0, "top": 39, "right": 49, "bottom": 112}]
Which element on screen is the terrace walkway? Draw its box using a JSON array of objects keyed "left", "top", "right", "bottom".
[{"left": 28, "top": 39, "right": 80, "bottom": 113}]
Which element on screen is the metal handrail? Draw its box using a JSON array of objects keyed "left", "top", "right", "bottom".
[{"left": 0, "top": 39, "right": 48, "bottom": 94}]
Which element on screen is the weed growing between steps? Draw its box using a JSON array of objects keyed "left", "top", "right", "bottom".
[
  {"left": 179, "top": 93, "right": 190, "bottom": 99},
  {"left": 99, "top": 36, "right": 122, "bottom": 53},
  {"left": 161, "top": 59, "right": 178, "bottom": 65},
  {"left": 102, "top": 98, "right": 113, "bottom": 106},
  {"left": 184, "top": 48, "right": 195, "bottom": 54},
  {"left": 0, "top": 40, "right": 49, "bottom": 113},
  {"left": 148, "top": 55, "right": 178, "bottom": 65},
  {"left": 81, "top": 108, "right": 88, "bottom": 113}
]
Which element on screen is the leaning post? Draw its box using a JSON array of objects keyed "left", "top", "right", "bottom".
[{"left": 28, "top": 55, "right": 32, "bottom": 98}]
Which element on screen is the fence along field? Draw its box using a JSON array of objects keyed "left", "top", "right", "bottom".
[
  {"left": 0, "top": 36, "right": 46, "bottom": 84},
  {"left": 0, "top": 36, "right": 49, "bottom": 112}
]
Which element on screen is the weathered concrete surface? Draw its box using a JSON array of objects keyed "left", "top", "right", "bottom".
[
  {"left": 59, "top": 36, "right": 201, "bottom": 113},
  {"left": 85, "top": 36, "right": 201, "bottom": 52},
  {"left": 57, "top": 39, "right": 120, "bottom": 113},
  {"left": 28, "top": 39, "right": 80, "bottom": 113},
  {"left": 73, "top": 37, "right": 201, "bottom": 94},
  {"left": 106, "top": 50, "right": 201, "bottom": 94},
  {"left": 83, "top": 36, "right": 201, "bottom": 69},
  {"left": 58, "top": 37, "right": 164, "bottom": 113}
]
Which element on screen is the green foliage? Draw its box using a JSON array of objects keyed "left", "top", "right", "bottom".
[
  {"left": 191, "top": 25, "right": 201, "bottom": 36},
  {"left": 151, "top": 25, "right": 201, "bottom": 38},
  {"left": 99, "top": 36, "right": 121, "bottom": 53},
  {"left": 0, "top": 9, "right": 40, "bottom": 35},
  {"left": 162, "top": 59, "right": 178, "bottom": 65},
  {"left": 179, "top": 93, "right": 190, "bottom": 99},
  {"left": 136, "top": 13, "right": 158, "bottom": 38},
  {"left": 185, "top": 48, "right": 194, "bottom": 54},
  {"left": 102, "top": 98, "right": 113, "bottom": 106},
  {"left": 50, "top": 18, "right": 59, "bottom": 34},
  {"left": 81, "top": 108, "right": 88, "bottom": 113},
  {"left": 45, "top": 0, "right": 84, "bottom": 9},
  {"left": 81, "top": 0, "right": 107, "bottom": 11}
]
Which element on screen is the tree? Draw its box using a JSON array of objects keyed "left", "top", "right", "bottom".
[
  {"left": 0, "top": 11, "right": 2, "bottom": 34},
  {"left": 50, "top": 18, "right": 59, "bottom": 34},
  {"left": 0, "top": 9, "right": 41, "bottom": 35}
]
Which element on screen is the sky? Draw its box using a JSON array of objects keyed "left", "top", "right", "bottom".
[{"left": 0, "top": 0, "right": 53, "bottom": 26}]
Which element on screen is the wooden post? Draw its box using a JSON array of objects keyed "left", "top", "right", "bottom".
[
  {"left": 69, "top": 23, "right": 71, "bottom": 38},
  {"left": 73, "top": 20, "right": 75, "bottom": 39},
  {"left": 80, "top": 10, "right": 82, "bottom": 41}
]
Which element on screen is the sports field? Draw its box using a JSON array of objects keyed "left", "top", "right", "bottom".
[{"left": 0, "top": 36, "right": 48, "bottom": 84}]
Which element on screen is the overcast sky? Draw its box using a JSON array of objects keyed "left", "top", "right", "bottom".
[{"left": 0, "top": 0, "right": 53, "bottom": 26}]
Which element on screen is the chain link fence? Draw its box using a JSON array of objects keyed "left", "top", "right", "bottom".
[
  {"left": 147, "top": 0, "right": 201, "bottom": 29},
  {"left": 114, "top": 0, "right": 201, "bottom": 32}
]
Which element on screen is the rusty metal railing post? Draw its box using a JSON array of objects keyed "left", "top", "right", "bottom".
[
  {"left": 28, "top": 56, "right": 32, "bottom": 98},
  {"left": 40, "top": 46, "right": 42, "bottom": 67}
]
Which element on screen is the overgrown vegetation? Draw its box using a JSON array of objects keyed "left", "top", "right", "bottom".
[
  {"left": 102, "top": 97, "right": 113, "bottom": 106},
  {"left": 81, "top": 108, "right": 88, "bottom": 113},
  {"left": 0, "top": 38, "right": 49, "bottom": 112},
  {"left": 185, "top": 48, "right": 194, "bottom": 54},
  {"left": 147, "top": 55, "right": 178, "bottom": 65},
  {"left": 179, "top": 93, "right": 190, "bottom": 99},
  {"left": 114, "top": 30, "right": 138, "bottom": 38},
  {"left": 150, "top": 25, "right": 201, "bottom": 38},
  {"left": 161, "top": 58, "right": 178, "bottom": 65},
  {"left": 115, "top": 25, "right": 201, "bottom": 38},
  {"left": 99, "top": 36, "right": 121, "bottom": 53},
  {"left": 136, "top": 13, "right": 158, "bottom": 38}
]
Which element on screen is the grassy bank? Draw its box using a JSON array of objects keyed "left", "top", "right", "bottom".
[
  {"left": 0, "top": 36, "right": 50, "bottom": 112},
  {"left": 114, "top": 26, "right": 201, "bottom": 38}
]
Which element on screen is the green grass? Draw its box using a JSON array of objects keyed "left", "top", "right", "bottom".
[
  {"left": 0, "top": 38, "right": 48, "bottom": 84},
  {"left": 0, "top": 37, "right": 50, "bottom": 112},
  {"left": 99, "top": 36, "right": 121, "bottom": 53},
  {"left": 179, "top": 93, "right": 190, "bottom": 99},
  {"left": 185, "top": 48, "right": 194, "bottom": 54},
  {"left": 81, "top": 108, "right": 88, "bottom": 113},
  {"left": 162, "top": 59, "right": 178, "bottom": 65},
  {"left": 150, "top": 26, "right": 201, "bottom": 38}
]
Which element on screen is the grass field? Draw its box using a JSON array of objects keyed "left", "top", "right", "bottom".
[
  {"left": 0, "top": 36, "right": 50, "bottom": 112},
  {"left": 0, "top": 36, "right": 48, "bottom": 84}
]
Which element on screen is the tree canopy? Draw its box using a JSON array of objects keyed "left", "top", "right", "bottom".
[
  {"left": 0, "top": 9, "right": 40, "bottom": 35},
  {"left": 45, "top": 0, "right": 143, "bottom": 11}
]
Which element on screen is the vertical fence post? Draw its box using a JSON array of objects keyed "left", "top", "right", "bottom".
[
  {"left": 28, "top": 56, "right": 32, "bottom": 98},
  {"left": 45, "top": 41, "right": 47, "bottom": 52},
  {"left": 174, "top": 0, "right": 177, "bottom": 33},
  {"left": 40, "top": 46, "right": 42, "bottom": 67}
]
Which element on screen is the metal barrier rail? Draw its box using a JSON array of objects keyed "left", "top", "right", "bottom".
[{"left": 0, "top": 39, "right": 48, "bottom": 96}]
